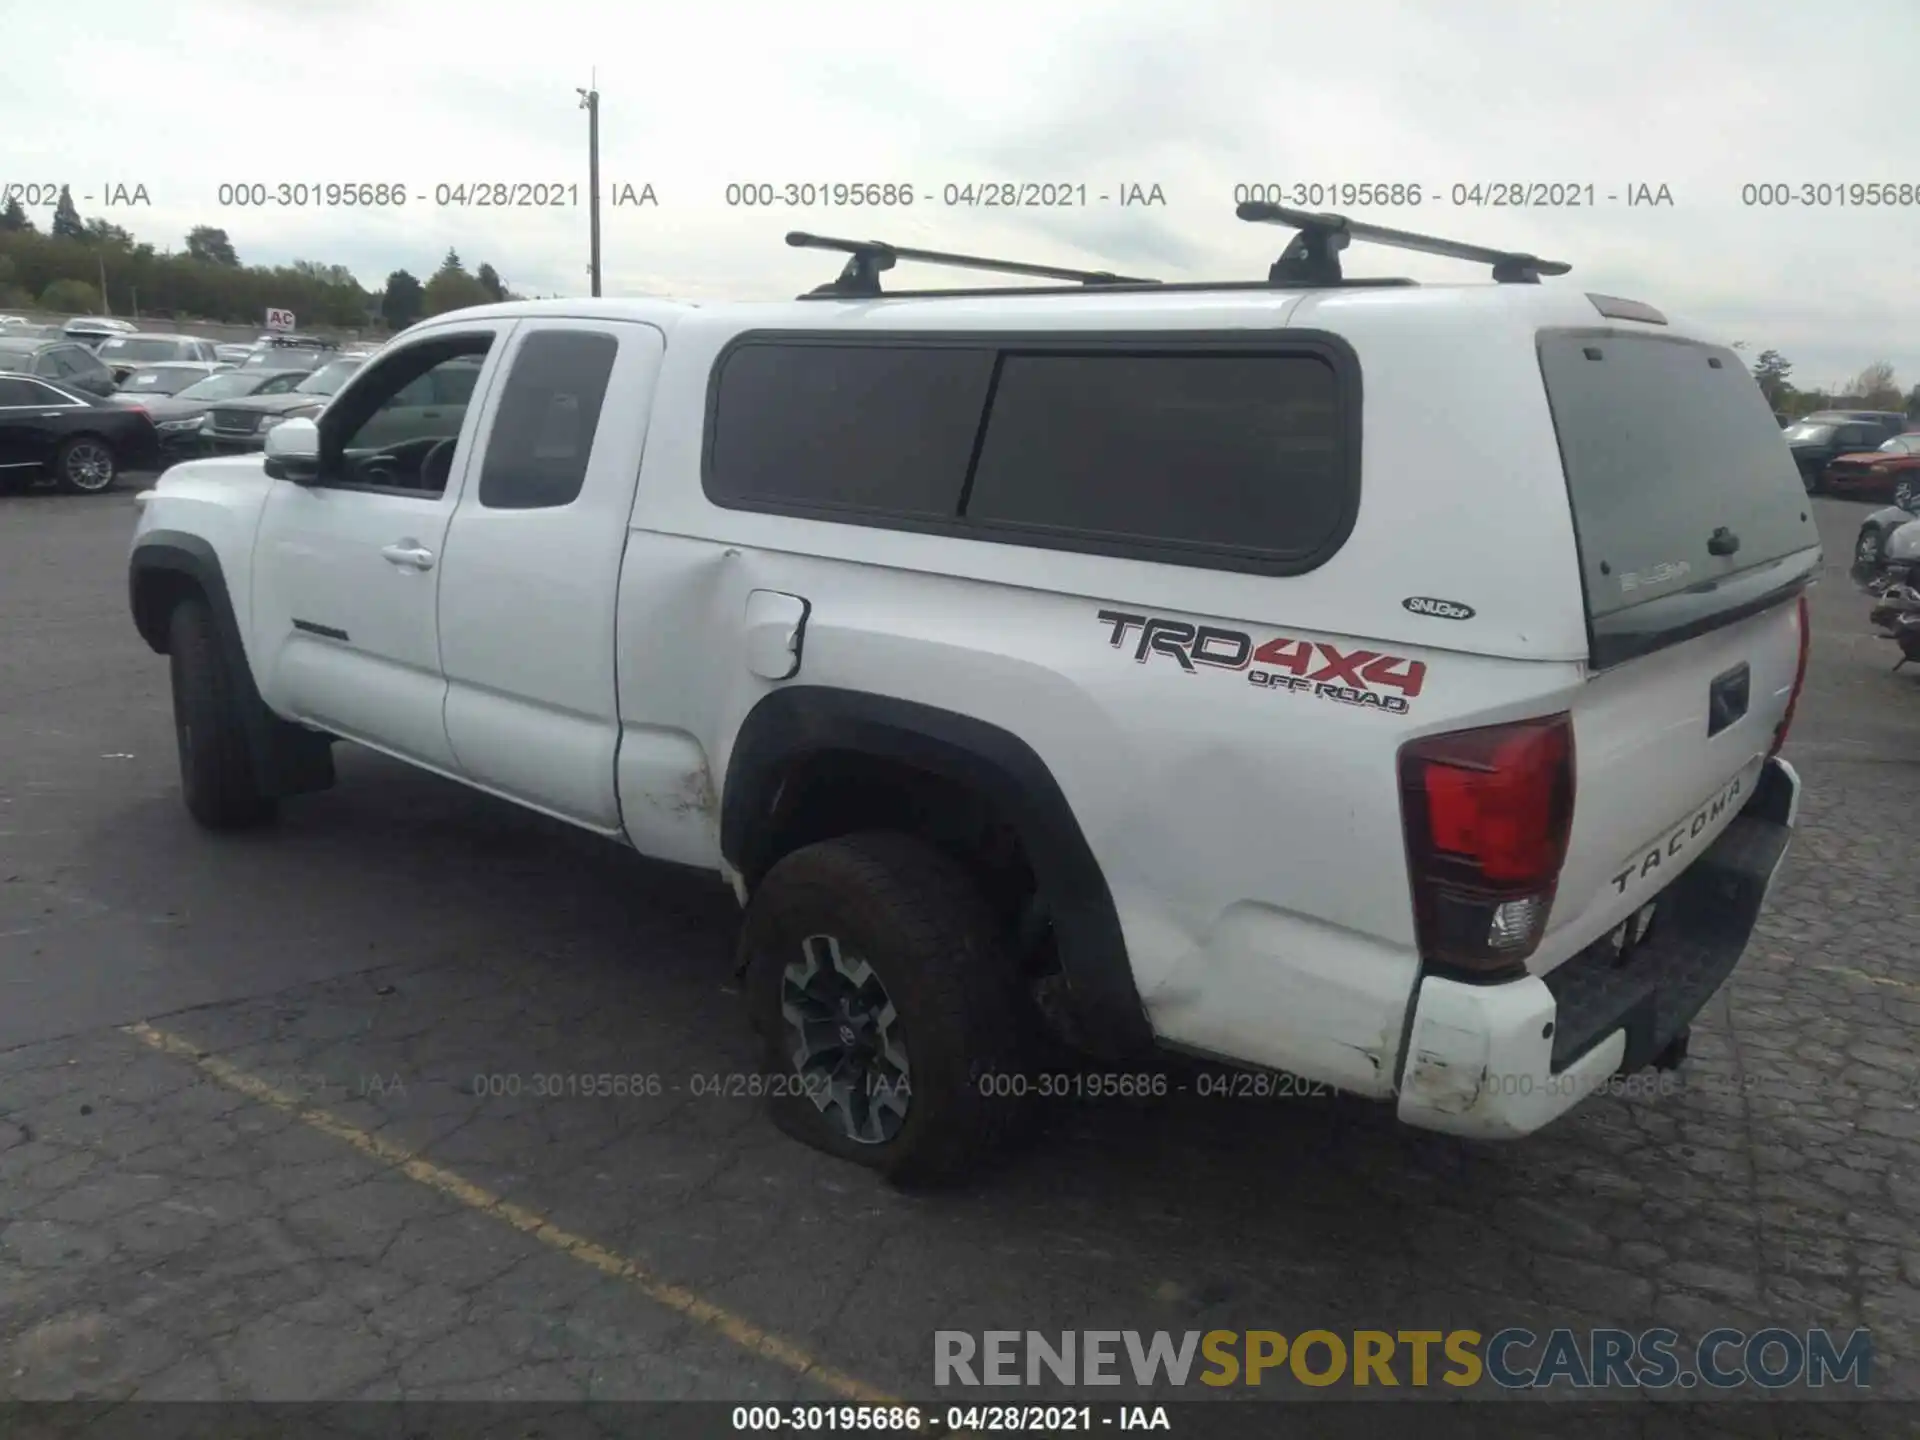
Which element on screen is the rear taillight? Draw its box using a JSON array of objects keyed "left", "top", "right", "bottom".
[
  {"left": 1769, "top": 593, "right": 1812, "bottom": 758},
  {"left": 1398, "top": 714, "right": 1576, "bottom": 977}
]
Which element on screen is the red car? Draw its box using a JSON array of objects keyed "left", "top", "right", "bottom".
[{"left": 1822, "top": 432, "right": 1920, "bottom": 500}]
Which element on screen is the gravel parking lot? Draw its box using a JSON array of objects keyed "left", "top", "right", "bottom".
[{"left": 2, "top": 480, "right": 1917, "bottom": 1425}]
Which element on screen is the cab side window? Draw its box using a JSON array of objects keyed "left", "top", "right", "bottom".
[
  {"left": 476, "top": 330, "right": 619, "bottom": 511},
  {"left": 320, "top": 335, "right": 494, "bottom": 496}
]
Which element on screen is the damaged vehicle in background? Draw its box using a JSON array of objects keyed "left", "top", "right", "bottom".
[
  {"left": 1850, "top": 475, "right": 1920, "bottom": 585},
  {"left": 1868, "top": 523, "right": 1920, "bottom": 668}
]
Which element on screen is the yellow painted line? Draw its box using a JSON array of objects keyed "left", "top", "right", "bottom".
[
  {"left": 1808, "top": 963, "right": 1920, "bottom": 994},
  {"left": 121, "top": 1021, "right": 903, "bottom": 1407}
]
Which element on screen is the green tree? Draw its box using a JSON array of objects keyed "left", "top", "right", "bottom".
[
  {"left": 1905, "top": 384, "right": 1920, "bottom": 422},
  {"left": 476, "top": 262, "right": 506, "bottom": 302},
  {"left": 185, "top": 225, "right": 239, "bottom": 265},
  {"left": 50, "top": 186, "right": 85, "bottom": 240},
  {"left": 84, "top": 218, "right": 135, "bottom": 248},
  {"left": 40, "top": 278, "right": 99, "bottom": 313},
  {"left": 380, "top": 268, "right": 424, "bottom": 329},
  {"left": 1750, "top": 349, "right": 1792, "bottom": 409},
  {"left": 421, "top": 249, "right": 490, "bottom": 316},
  {"left": 0, "top": 197, "right": 31, "bottom": 233}
]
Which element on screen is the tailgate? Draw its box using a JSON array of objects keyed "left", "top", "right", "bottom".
[{"left": 1538, "top": 598, "right": 1802, "bottom": 971}]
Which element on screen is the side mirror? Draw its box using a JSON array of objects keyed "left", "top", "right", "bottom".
[{"left": 263, "top": 416, "right": 322, "bottom": 483}]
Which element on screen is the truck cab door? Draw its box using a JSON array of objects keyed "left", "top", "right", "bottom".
[
  {"left": 249, "top": 322, "right": 514, "bottom": 771},
  {"left": 437, "top": 320, "right": 664, "bottom": 831}
]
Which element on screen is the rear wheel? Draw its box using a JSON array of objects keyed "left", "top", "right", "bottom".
[
  {"left": 740, "top": 831, "right": 1029, "bottom": 1188},
  {"left": 54, "top": 436, "right": 117, "bottom": 494},
  {"left": 1800, "top": 464, "right": 1824, "bottom": 496},
  {"left": 1895, "top": 478, "right": 1917, "bottom": 513},
  {"left": 1857, "top": 526, "right": 1886, "bottom": 567},
  {"left": 168, "top": 598, "right": 276, "bottom": 830}
]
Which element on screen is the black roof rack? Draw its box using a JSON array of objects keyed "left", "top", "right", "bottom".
[
  {"left": 789, "top": 231, "right": 1160, "bottom": 299},
  {"left": 1237, "top": 202, "right": 1571, "bottom": 285}
]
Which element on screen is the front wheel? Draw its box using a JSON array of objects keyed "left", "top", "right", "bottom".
[
  {"left": 54, "top": 436, "right": 117, "bottom": 494},
  {"left": 740, "top": 832, "right": 1029, "bottom": 1188},
  {"left": 1857, "top": 526, "right": 1886, "bottom": 568},
  {"left": 168, "top": 598, "right": 276, "bottom": 830}
]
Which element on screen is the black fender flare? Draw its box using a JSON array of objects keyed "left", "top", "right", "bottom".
[
  {"left": 128, "top": 530, "right": 333, "bottom": 798},
  {"left": 721, "top": 686, "right": 1153, "bottom": 1056},
  {"left": 129, "top": 530, "right": 240, "bottom": 657}
]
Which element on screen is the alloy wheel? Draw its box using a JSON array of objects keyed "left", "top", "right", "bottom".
[
  {"left": 780, "top": 933, "right": 912, "bottom": 1144},
  {"left": 63, "top": 441, "right": 115, "bottom": 492}
]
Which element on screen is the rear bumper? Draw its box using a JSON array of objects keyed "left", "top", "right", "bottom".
[{"left": 1394, "top": 756, "right": 1800, "bottom": 1139}]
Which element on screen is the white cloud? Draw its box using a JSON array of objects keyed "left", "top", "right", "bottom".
[{"left": 2, "top": 0, "right": 1915, "bottom": 387}]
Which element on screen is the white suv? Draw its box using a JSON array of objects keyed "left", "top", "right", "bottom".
[{"left": 127, "top": 206, "right": 1816, "bottom": 1185}]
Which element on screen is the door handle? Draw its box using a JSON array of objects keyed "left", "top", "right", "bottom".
[{"left": 380, "top": 542, "right": 436, "bottom": 571}]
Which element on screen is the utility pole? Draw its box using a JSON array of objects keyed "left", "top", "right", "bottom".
[{"left": 577, "top": 77, "right": 601, "bottom": 297}]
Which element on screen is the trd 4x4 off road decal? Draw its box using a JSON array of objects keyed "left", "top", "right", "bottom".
[{"left": 1096, "top": 611, "right": 1427, "bottom": 714}]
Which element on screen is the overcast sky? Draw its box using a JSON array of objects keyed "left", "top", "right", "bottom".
[{"left": 4, "top": 0, "right": 1916, "bottom": 389}]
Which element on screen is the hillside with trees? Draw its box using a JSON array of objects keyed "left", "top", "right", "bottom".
[{"left": 0, "top": 186, "right": 525, "bottom": 332}]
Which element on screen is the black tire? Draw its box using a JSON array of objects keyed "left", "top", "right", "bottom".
[
  {"left": 53, "top": 435, "right": 118, "bottom": 494},
  {"left": 1857, "top": 526, "right": 1886, "bottom": 568},
  {"left": 1896, "top": 478, "right": 1917, "bottom": 513},
  {"left": 167, "top": 598, "right": 276, "bottom": 830},
  {"left": 740, "top": 831, "right": 1028, "bottom": 1188},
  {"left": 1800, "top": 464, "right": 1824, "bottom": 496}
]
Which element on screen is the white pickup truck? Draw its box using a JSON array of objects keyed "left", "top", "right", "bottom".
[{"left": 129, "top": 214, "right": 1816, "bottom": 1186}]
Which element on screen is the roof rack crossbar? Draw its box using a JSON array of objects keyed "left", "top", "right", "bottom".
[
  {"left": 1236, "top": 202, "right": 1571, "bottom": 285},
  {"left": 787, "top": 231, "right": 1161, "bottom": 298}
]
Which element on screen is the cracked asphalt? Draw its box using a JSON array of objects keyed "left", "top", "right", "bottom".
[{"left": 1, "top": 481, "right": 1917, "bottom": 1425}]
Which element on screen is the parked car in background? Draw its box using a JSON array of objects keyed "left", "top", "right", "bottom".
[
  {"left": 1784, "top": 411, "right": 1912, "bottom": 493},
  {"left": 60, "top": 317, "right": 138, "bottom": 349},
  {"left": 1820, "top": 432, "right": 1920, "bottom": 502},
  {"left": 0, "top": 315, "right": 30, "bottom": 330},
  {"left": 141, "top": 368, "right": 315, "bottom": 460},
  {"left": 95, "top": 332, "right": 224, "bottom": 382},
  {"left": 1876, "top": 518, "right": 1920, "bottom": 598},
  {"left": 1849, "top": 479, "right": 1920, "bottom": 581},
  {"left": 238, "top": 335, "right": 343, "bottom": 372},
  {"left": 0, "top": 371, "right": 159, "bottom": 493},
  {"left": 0, "top": 335, "right": 119, "bottom": 397},
  {"left": 214, "top": 344, "right": 254, "bottom": 365},
  {"left": 199, "top": 353, "right": 368, "bottom": 452},
  {"left": 112, "top": 362, "right": 229, "bottom": 400}
]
